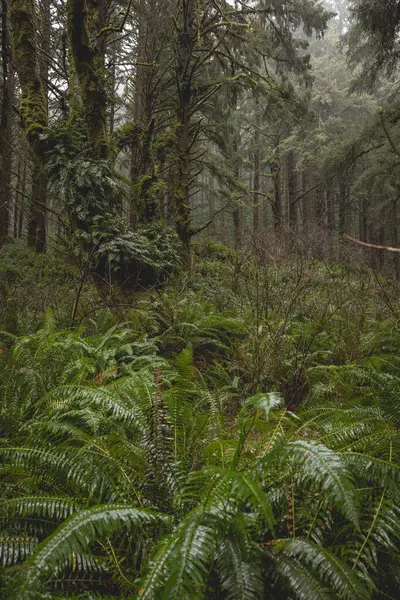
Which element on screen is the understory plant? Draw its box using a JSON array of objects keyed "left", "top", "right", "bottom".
[{"left": 0, "top": 303, "right": 399, "bottom": 599}]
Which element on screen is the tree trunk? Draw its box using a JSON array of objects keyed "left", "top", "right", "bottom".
[
  {"left": 392, "top": 197, "right": 400, "bottom": 278},
  {"left": 338, "top": 180, "right": 346, "bottom": 237},
  {"left": 359, "top": 195, "right": 367, "bottom": 242},
  {"left": 130, "top": 1, "right": 160, "bottom": 225},
  {"left": 209, "top": 175, "right": 215, "bottom": 235},
  {"left": 39, "top": 0, "right": 50, "bottom": 111},
  {"left": 28, "top": 167, "right": 46, "bottom": 252},
  {"left": 287, "top": 151, "right": 296, "bottom": 230},
  {"left": 174, "top": 0, "right": 194, "bottom": 249},
  {"left": 230, "top": 73, "right": 242, "bottom": 250},
  {"left": 271, "top": 146, "right": 282, "bottom": 232},
  {"left": 302, "top": 171, "right": 310, "bottom": 229},
  {"left": 253, "top": 145, "right": 261, "bottom": 237},
  {"left": 11, "top": 0, "right": 48, "bottom": 252},
  {"left": 220, "top": 188, "right": 226, "bottom": 242},
  {"left": 233, "top": 206, "right": 242, "bottom": 250},
  {"left": 19, "top": 161, "right": 27, "bottom": 237},
  {"left": 0, "top": 0, "right": 13, "bottom": 247},
  {"left": 130, "top": 12, "right": 146, "bottom": 226},
  {"left": 13, "top": 160, "right": 22, "bottom": 238},
  {"left": 67, "top": 0, "right": 108, "bottom": 159},
  {"left": 109, "top": 46, "right": 116, "bottom": 136},
  {"left": 326, "top": 188, "right": 335, "bottom": 233}
]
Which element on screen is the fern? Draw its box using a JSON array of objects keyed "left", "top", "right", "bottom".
[
  {"left": 1, "top": 289, "right": 400, "bottom": 599},
  {"left": 12, "top": 505, "right": 167, "bottom": 600},
  {"left": 275, "top": 539, "right": 370, "bottom": 599}
]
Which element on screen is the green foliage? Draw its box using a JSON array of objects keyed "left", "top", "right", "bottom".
[
  {"left": 0, "top": 251, "right": 399, "bottom": 598},
  {"left": 0, "top": 242, "right": 78, "bottom": 333},
  {"left": 345, "top": 0, "right": 400, "bottom": 88},
  {"left": 6, "top": 0, "right": 400, "bottom": 594},
  {"left": 90, "top": 218, "right": 182, "bottom": 290},
  {"left": 43, "top": 120, "right": 125, "bottom": 223},
  {"left": 13, "top": 505, "right": 166, "bottom": 600}
]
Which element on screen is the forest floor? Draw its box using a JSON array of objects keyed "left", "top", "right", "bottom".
[{"left": 0, "top": 239, "right": 399, "bottom": 598}]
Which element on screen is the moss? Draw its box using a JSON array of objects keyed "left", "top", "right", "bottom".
[
  {"left": 10, "top": 0, "right": 47, "bottom": 153},
  {"left": 67, "top": 0, "right": 108, "bottom": 159}
]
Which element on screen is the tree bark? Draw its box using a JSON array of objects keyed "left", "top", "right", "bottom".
[
  {"left": 174, "top": 0, "right": 195, "bottom": 248},
  {"left": 391, "top": 197, "right": 400, "bottom": 278},
  {"left": 326, "top": 188, "right": 335, "bottom": 233},
  {"left": 230, "top": 73, "right": 242, "bottom": 250},
  {"left": 338, "top": 180, "right": 346, "bottom": 237},
  {"left": 209, "top": 174, "right": 215, "bottom": 235},
  {"left": 11, "top": 0, "right": 48, "bottom": 252},
  {"left": 0, "top": 0, "right": 13, "bottom": 247},
  {"left": 287, "top": 150, "right": 297, "bottom": 230},
  {"left": 253, "top": 142, "right": 261, "bottom": 237},
  {"left": 130, "top": 12, "right": 146, "bottom": 226},
  {"left": 261, "top": 166, "right": 268, "bottom": 233},
  {"left": 67, "top": 0, "right": 108, "bottom": 159},
  {"left": 271, "top": 144, "right": 282, "bottom": 232},
  {"left": 359, "top": 196, "right": 367, "bottom": 243},
  {"left": 302, "top": 171, "right": 310, "bottom": 228}
]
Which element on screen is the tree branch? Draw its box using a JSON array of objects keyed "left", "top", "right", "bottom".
[{"left": 344, "top": 234, "right": 400, "bottom": 252}]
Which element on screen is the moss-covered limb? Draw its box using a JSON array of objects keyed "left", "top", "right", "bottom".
[
  {"left": 67, "top": 0, "right": 108, "bottom": 159},
  {"left": 115, "top": 121, "right": 142, "bottom": 152}
]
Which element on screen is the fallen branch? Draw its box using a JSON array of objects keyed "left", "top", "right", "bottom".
[{"left": 344, "top": 234, "right": 400, "bottom": 252}]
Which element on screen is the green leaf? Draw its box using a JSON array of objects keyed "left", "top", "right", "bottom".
[
  {"left": 241, "top": 392, "right": 283, "bottom": 421},
  {"left": 13, "top": 505, "right": 167, "bottom": 600},
  {"left": 276, "top": 539, "right": 370, "bottom": 600}
]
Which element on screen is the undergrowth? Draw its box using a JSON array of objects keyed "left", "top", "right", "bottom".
[{"left": 0, "top": 241, "right": 399, "bottom": 599}]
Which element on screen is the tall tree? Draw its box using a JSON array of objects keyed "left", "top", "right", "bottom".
[
  {"left": 11, "top": 0, "right": 48, "bottom": 252},
  {"left": 346, "top": 0, "right": 400, "bottom": 89},
  {"left": 0, "top": 0, "right": 13, "bottom": 247},
  {"left": 67, "top": 0, "right": 108, "bottom": 159}
]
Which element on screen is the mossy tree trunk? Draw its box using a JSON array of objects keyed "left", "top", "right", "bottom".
[
  {"left": 67, "top": 0, "right": 108, "bottom": 160},
  {"left": 39, "top": 0, "right": 50, "bottom": 113},
  {"left": 130, "top": 0, "right": 162, "bottom": 226},
  {"left": 338, "top": 179, "right": 346, "bottom": 237},
  {"left": 10, "top": 0, "right": 47, "bottom": 252},
  {"left": 287, "top": 150, "right": 297, "bottom": 231},
  {"left": 271, "top": 141, "right": 282, "bottom": 232},
  {"left": 0, "top": 0, "right": 13, "bottom": 247},
  {"left": 130, "top": 12, "right": 146, "bottom": 225},
  {"left": 253, "top": 144, "right": 261, "bottom": 237},
  {"left": 230, "top": 76, "right": 242, "bottom": 250},
  {"left": 302, "top": 171, "right": 310, "bottom": 227},
  {"left": 391, "top": 196, "right": 400, "bottom": 278},
  {"left": 174, "top": 0, "right": 195, "bottom": 249},
  {"left": 252, "top": 94, "right": 261, "bottom": 237},
  {"left": 209, "top": 175, "right": 215, "bottom": 235},
  {"left": 326, "top": 187, "right": 335, "bottom": 233}
]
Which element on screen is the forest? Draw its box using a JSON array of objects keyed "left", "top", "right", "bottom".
[{"left": 1, "top": 0, "right": 400, "bottom": 598}]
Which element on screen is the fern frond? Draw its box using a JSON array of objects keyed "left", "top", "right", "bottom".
[
  {"left": 0, "top": 535, "right": 37, "bottom": 566},
  {"left": 12, "top": 505, "right": 167, "bottom": 600},
  {"left": 0, "top": 496, "right": 77, "bottom": 521},
  {"left": 276, "top": 539, "right": 370, "bottom": 599},
  {"left": 265, "top": 439, "right": 359, "bottom": 526},
  {"left": 217, "top": 537, "right": 263, "bottom": 600}
]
